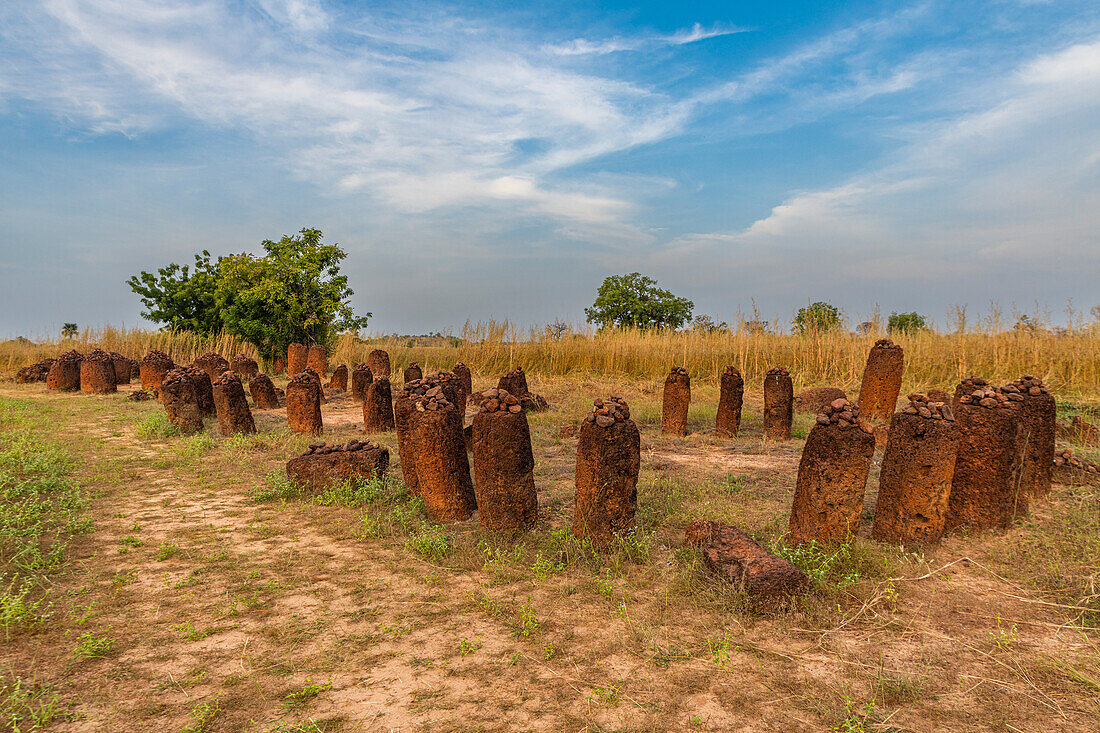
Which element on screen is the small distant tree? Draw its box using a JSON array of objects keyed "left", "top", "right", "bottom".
[
  {"left": 545, "top": 319, "right": 570, "bottom": 340},
  {"left": 887, "top": 312, "right": 929, "bottom": 335},
  {"left": 585, "top": 273, "right": 694, "bottom": 330},
  {"left": 793, "top": 302, "right": 841, "bottom": 335},
  {"left": 691, "top": 314, "right": 729, "bottom": 333},
  {"left": 61, "top": 323, "right": 78, "bottom": 338}
]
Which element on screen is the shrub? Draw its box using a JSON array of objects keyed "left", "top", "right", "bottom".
[
  {"left": 793, "top": 302, "right": 841, "bottom": 334},
  {"left": 887, "top": 312, "right": 928, "bottom": 334}
]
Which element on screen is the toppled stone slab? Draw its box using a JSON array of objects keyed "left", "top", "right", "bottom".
[
  {"left": 128, "top": 390, "right": 154, "bottom": 402},
  {"left": 286, "top": 440, "right": 389, "bottom": 493},
  {"left": 17, "top": 358, "right": 55, "bottom": 384}
]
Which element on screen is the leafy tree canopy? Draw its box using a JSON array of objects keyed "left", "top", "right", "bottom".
[
  {"left": 128, "top": 228, "right": 370, "bottom": 360},
  {"left": 887, "top": 311, "right": 929, "bottom": 334},
  {"left": 793, "top": 301, "right": 842, "bottom": 334},
  {"left": 584, "top": 273, "right": 694, "bottom": 331}
]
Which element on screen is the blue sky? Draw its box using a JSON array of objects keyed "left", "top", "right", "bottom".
[{"left": 1, "top": 0, "right": 1098, "bottom": 336}]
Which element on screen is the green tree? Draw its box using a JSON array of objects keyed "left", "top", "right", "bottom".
[
  {"left": 126, "top": 251, "right": 223, "bottom": 335},
  {"left": 887, "top": 311, "right": 928, "bottom": 334},
  {"left": 61, "top": 323, "right": 78, "bottom": 338},
  {"left": 793, "top": 301, "right": 841, "bottom": 334},
  {"left": 584, "top": 273, "right": 694, "bottom": 330}
]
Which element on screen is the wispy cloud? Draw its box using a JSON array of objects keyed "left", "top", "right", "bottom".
[{"left": 545, "top": 22, "right": 746, "bottom": 56}]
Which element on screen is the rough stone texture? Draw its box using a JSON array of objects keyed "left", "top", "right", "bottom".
[
  {"left": 287, "top": 343, "right": 308, "bottom": 376},
  {"left": 140, "top": 350, "right": 175, "bottom": 391},
  {"left": 110, "top": 352, "right": 133, "bottom": 385},
  {"left": 794, "top": 387, "right": 847, "bottom": 414},
  {"left": 213, "top": 371, "right": 256, "bottom": 436},
  {"left": 363, "top": 377, "right": 395, "bottom": 433},
  {"left": 435, "top": 371, "right": 467, "bottom": 417},
  {"left": 410, "top": 393, "right": 477, "bottom": 522},
  {"left": 80, "top": 349, "right": 117, "bottom": 394},
  {"left": 498, "top": 367, "right": 529, "bottom": 399},
  {"left": 1007, "top": 375, "right": 1055, "bottom": 503},
  {"left": 351, "top": 363, "right": 373, "bottom": 403},
  {"left": 367, "top": 349, "right": 391, "bottom": 379},
  {"left": 403, "top": 363, "right": 423, "bottom": 384},
  {"left": 394, "top": 382, "right": 423, "bottom": 496},
  {"left": 685, "top": 520, "right": 811, "bottom": 611},
  {"left": 661, "top": 367, "right": 691, "bottom": 436},
  {"left": 471, "top": 388, "right": 537, "bottom": 530},
  {"left": 47, "top": 350, "right": 82, "bottom": 392},
  {"left": 272, "top": 357, "right": 286, "bottom": 375},
  {"left": 788, "top": 399, "right": 876, "bottom": 545},
  {"left": 857, "top": 339, "right": 905, "bottom": 422},
  {"left": 128, "top": 390, "right": 153, "bottom": 402},
  {"left": 185, "top": 367, "right": 216, "bottom": 416},
  {"left": 249, "top": 373, "right": 280, "bottom": 409},
  {"left": 230, "top": 354, "right": 259, "bottom": 380},
  {"left": 130, "top": 360, "right": 141, "bottom": 381},
  {"left": 307, "top": 344, "right": 328, "bottom": 376},
  {"left": 192, "top": 352, "right": 229, "bottom": 381},
  {"left": 453, "top": 362, "right": 473, "bottom": 397},
  {"left": 1054, "top": 447, "right": 1100, "bottom": 485},
  {"left": 716, "top": 366, "right": 744, "bottom": 438},
  {"left": 159, "top": 368, "right": 204, "bottom": 434},
  {"left": 1071, "top": 415, "right": 1099, "bottom": 446},
  {"left": 17, "top": 359, "right": 56, "bottom": 384},
  {"left": 558, "top": 424, "right": 578, "bottom": 439},
  {"left": 286, "top": 440, "right": 389, "bottom": 493},
  {"left": 762, "top": 367, "right": 794, "bottom": 441},
  {"left": 953, "top": 376, "right": 989, "bottom": 409},
  {"left": 946, "top": 386, "right": 1028, "bottom": 532},
  {"left": 328, "top": 365, "right": 348, "bottom": 392},
  {"left": 573, "top": 397, "right": 640, "bottom": 548},
  {"left": 286, "top": 371, "right": 323, "bottom": 435},
  {"left": 927, "top": 388, "right": 951, "bottom": 404},
  {"left": 872, "top": 394, "right": 959, "bottom": 546}
]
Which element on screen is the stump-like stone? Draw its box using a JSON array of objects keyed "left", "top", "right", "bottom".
[
  {"left": 110, "top": 352, "right": 132, "bottom": 386},
  {"left": 272, "top": 357, "right": 286, "bottom": 375},
  {"left": 410, "top": 393, "right": 476, "bottom": 522},
  {"left": 286, "top": 371, "right": 323, "bottom": 435},
  {"left": 367, "top": 349, "right": 391, "bottom": 379},
  {"left": 763, "top": 367, "right": 794, "bottom": 440},
  {"left": 213, "top": 371, "right": 256, "bottom": 436},
  {"left": 307, "top": 344, "right": 328, "bottom": 376},
  {"left": 952, "top": 376, "right": 988, "bottom": 409},
  {"left": 140, "top": 350, "right": 175, "bottom": 391},
  {"left": 573, "top": 397, "right": 640, "bottom": 548},
  {"left": 403, "top": 363, "right": 423, "bottom": 384},
  {"left": 329, "top": 365, "right": 348, "bottom": 392},
  {"left": 80, "top": 349, "right": 117, "bottom": 394},
  {"left": 159, "top": 368, "right": 204, "bottom": 434},
  {"left": 453, "top": 362, "right": 472, "bottom": 397},
  {"left": 927, "top": 388, "right": 951, "bottom": 404},
  {"left": 793, "top": 387, "right": 847, "bottom": 414},
  {"left": 716, "top": 366, "right": 744, "bottom": 438},
  {"left": 498, "top": 367, "right": 529, "bottom": 399},
  {"left": 192, "top": 352, "right": 229, "bottom": 381},
  {"left": 788, "top": 399, "right": 876, "bottom": 545},
  {"left": 47, "top": 350, "right": 82, "bottom": 392},
  {"left": 230, "top": 354, "right": 259, "bottom": 381},
  {"left": 394, "top": 381, "right": 425, "bottom": 496},
  {"left": 435, "top": 370, "right": 466, "bottom": 417},
  {"left": 872, "top": 394, "right": 959, "bottom": 546},
  {"left": 286, "top": 440, "right": 389, "bottom": 493},
  {"left": 363, "top": 377, "right": 394, "bottom": 433},
  {"left": 351, "top": 363, "right": 373, "bottom": 403},
  {"left": 287, "top": 343, "right": 308, "bottom": 376},
  {"left": 249, "top": 373, "right": 280, "bottom": 409},
  {"left": 661, "top": 367, "right": 691, "bottom": 436},
  {"left": 685, "top": 520, "right": 811, "bottom": 610},
  {"left": 1007, "top": 375, "right": 1055, "bottom": 503},
  {"left": 185, "top": 367, "right": 216, "bottom": 416},
  {"left": 472, "top": 388, "right": 537, "bottom": 530},
  {"left": 946, "top": 386, "right": 1028, "bottom": 532},
  {"left": 16, "top": 359, "right": 55, "bottom": 384},
  {"left": 857, "top": 339, "right": 904, "bottom": 422}
]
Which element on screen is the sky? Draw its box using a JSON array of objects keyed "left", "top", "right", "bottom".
[{"left": 1, "top": 0, "right": 1099, "bottom": 336}]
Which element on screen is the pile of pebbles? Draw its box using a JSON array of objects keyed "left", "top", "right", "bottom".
[
  {"left": 414, "top": 389, "right": 454, "bottom": 412},
  {"left": 900, "top": 393, "right": 955, "bottom": 421},
  {"left": 814, "top": 398, "right": 874, "bottom": 432},
  {"left": 1006, "top": 375, "right": 1049, "bottom": 396},
  {"left": 958, "top": 385, "right": 1023, "bottom": 409},
  {"left": 1053, "top": 448, "right": 1099, "bottom": 473},
  {"left": 588, "top": 397, "right": 630, "bottom": 427},
  {"left": 300, "top": 439, "right": 381, "bottom": 457},
  {"left": 474, "top": 388, "right": 523, "bottom": 414}
]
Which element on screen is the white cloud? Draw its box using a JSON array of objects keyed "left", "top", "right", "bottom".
[{"left": 545, "top": 22, "right": 745, "bottom": 56}]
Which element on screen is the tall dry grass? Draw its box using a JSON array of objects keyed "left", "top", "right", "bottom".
[{"left": 5, "top": 322, "right": 1100, "bottom": 397}]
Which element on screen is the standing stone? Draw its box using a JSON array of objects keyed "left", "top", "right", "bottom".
[
  {"left": 573, "top": 397, "right": 640, "bottom": 548},
  {"left": 763, "top": 367, "right": 794, "bottom": 440},
  {"left": 80, "top": 349, "right": 117, "bottom": 394},
  {"left": 249, "top": 373, "right": 280, "bottom": 409},
  {"left": 787, "top": 399, "right": 876, "bottom": 545},
  {"left": 329, "top": 365, "right": 348, "bottom": 392},
  {"left": 1007, "top": 375, "right": 1055, "bottom": 503},
  {"left": 661, "top": 367, "right": 691, "bottom": 436},
  {"left": 394, "top": 381, "right": 426, "bottom": 496},
  {"left": 471, "top": 389, "right": 537, "bottom": 530},
  {"left": 363, "top": 377, "right": 395, "bottom": 433},
  {"left": 47, "top": 350, "right": 82, "bottom": 392},
  {"left": 453, "top": 362, "right": 473, "bottom": 397},
  {"left": 287, "top": 343, "right": 308, "bottom": 376},
  {"left": 213, "top": 371, "right": 256, "bottom": 436},
  {"left": 716, "top": 366, "right": 744, "bottom": 438},
  {"left": 436, "top": 370, "right": 466, "bottom": 417},
  {"left": 872, "top": 394, "right": 959, "bottom": 546},
  {"left": 192, "top": 352, "right": 229, "bottom": 382},
  {"left": 286, "top": 371, "right": 323, "bottom": 435},
  {"left": 139, "top": 350, "right": 174, "bottom": 391},
  {"left": 367, "top": 349, "right": 391, "bottom": 379},
  {"left": 411, "top": 393, "right": 477, "bottom": 522},
  {"left": 946, "top": 386, "right": 1028, "bottom": 532},
  {"left": 272, "top": 357, "right": 286, "bottom": 375},
  {"left": 952, "top": 376, "right": 988, "bottom": 409},
  {"left": 110, "top": 352, "right": 132, "bottom": 386},
  {"left": 857, "top": 339, "right": 905, "bottom": 422},
  {"left": 307, "top": 344, "right": 328, "bottom": 376},
  {"left": 403, "top": 363, "right": 423, "bottom": 384},
  {"left": 230, "top": 354, "right": 259, "bottom": 380},
  {"left": 159, "top": 368, "right": 204, "bottom": 434},
  {"left": 185, "top": 367, "right": 216, "bottom": 417},
  {"left": 351, "top": 363, "right": 373, "bottom": 403},
  {"left": 498, "top": 367, "right": 529, "bottom": 398}
]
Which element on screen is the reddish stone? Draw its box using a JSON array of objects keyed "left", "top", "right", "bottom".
[
  {"left": 230, "top": 354, "right": 259, "bottom": 380},
  {"left": 249, "top": 373, "right": 280, "bottom": 409},
  {"left": 403, "top": 363, "right": 423, "bottom": 384},
  {"left": 471, "top": 389, "right": 537, "bottom": 530},
  {"left": 367, "top": 349, "right": 391, "bottom": 379},
  {"left": 1008, "top": 376, "right": 1055, "bottom": 502},
  {"left": 213, "top": 371, "right": 256, "bottom": 436},
  {"left": 47, "top": 350, "right": 82, "bottom": 392},
  {"left": 1072, "top": 415, "right": 1099, "bottom": 446},
  {"left": 763, "top": 367, "right": 794, "bottom": 440},
  {"left": 410, "top": 394, "right": 476, "bottom": 522},
  {"left": 793, "top": 387, "right": 847, "bottom": 414},
  {"left": 159, "top": 368, "right": 204, "bottom": 434},
  {"left": 927, "top": 388, "right": 951, "bottom": 404},
  {"left": 573, "top": 397, "right": 640, "bottom": 548},
  {"left": 307, "top": 344, "right": 328, "bottom": 376},
  {"left": 857, "top": 339, "right": 904, "bottom": 421},
  {"left": 351, "top": 363, "right": 373, "bottom": 403},
  {"left": 16, "top": 359, "right": 55, "bottom": 384},
  {"left": 952, "top": 376, "right": 989, "bottom": 409},
  {"left": 80, "top": 349, "right": 117, "bottom": 394},
  {"left": 661, "top": 366, "right": 690, "bottom": 436},
  {"left": 110, "top": 352, "right": 133, "bottom": 385},
  {"left": 287, "top": 343, "right": 308, "bottom": 376},
  {"left": 272, "top": 357, "right": 286, "bottom": 375},
  {"left": 497, "top": 367, "right": 529, "bottom": 399},
  {"left": 285, "top": 441, "right": 389, "bottom": 493},
  {"left": 185, "top": 367, "right": 215, "bottom": 416},
  {"left": 139, "top": 350, "right": 174, "bottom": 391},
  {"left": 286, "top": 371, "right": 323, "bottom": 435},
  {"left": 394, "top": 382, "right": 422, "bottom": 495},
  {"left": 453, "top": 362, "right": 473, "bottom": 396},
  {"left": 192, "top": 352, "right": 229, "bottom": 381},
  {"left": 716, "top": 366, "right": 744, "bottom": 438},
  {"left": 328, "top": 364, "right": 348, "bottom": 392},
  {"left": 363, "top": 377, "right": 394, "bottom": 433}
]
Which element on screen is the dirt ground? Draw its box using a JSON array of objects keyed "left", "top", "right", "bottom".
[{"left": 1, "top": 373, "right": 1098, "bottom": 732}]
